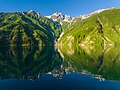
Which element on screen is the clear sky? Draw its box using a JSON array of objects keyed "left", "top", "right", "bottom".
[{"left": 0, "top": 0, "right": 120, "bottom": 17}]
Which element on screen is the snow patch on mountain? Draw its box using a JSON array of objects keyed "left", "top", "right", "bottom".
[
  {"left": 80, "top": 7, "right": 116, "bottom": 20},
  {"left": 46, "top": 12, "right": 73, "bottom": 23}
]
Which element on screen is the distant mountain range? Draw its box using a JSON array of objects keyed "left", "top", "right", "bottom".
[{"left": 0, "top": 7, "right": 120, "bottom": 46}]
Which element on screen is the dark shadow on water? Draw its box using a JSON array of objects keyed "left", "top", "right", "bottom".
[{"left": 0, "top": 46, "right": 62, "bottom": 80}]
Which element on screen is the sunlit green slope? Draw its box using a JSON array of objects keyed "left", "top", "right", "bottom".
[{"left": 59, "top": 8, "right": 120, "bottom": 47}]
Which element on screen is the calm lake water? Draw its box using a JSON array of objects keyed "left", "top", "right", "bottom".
[{"left": 0, "top": 46, "right": 120, "bottom": 90}]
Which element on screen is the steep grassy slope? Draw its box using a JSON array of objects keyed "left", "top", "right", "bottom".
[
  {"left": 59, "top": 8, "right": 120, "bottom": 47},
  {"left": 27, "top": 11, "right": 62, "bottom": 39},
  {"left": 0, "top": 11, "right": 62, "bottom": 46}
]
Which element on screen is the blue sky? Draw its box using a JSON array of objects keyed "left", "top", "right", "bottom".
[{"left": 0, "top": 0, "right": 120, "bottom": 17}]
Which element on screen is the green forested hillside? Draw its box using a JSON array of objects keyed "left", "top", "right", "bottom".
[
  {"left": 1, "top": 8, "right": 120, "bottom": 47},
  {"left": 0, "top": 11, "right": 62, "bottom": 46},
  {"left": 59, "top": 8, "right": 120, "bottom": 47}
]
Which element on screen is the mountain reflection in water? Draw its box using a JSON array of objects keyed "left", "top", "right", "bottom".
[
  {"left": 0, "top": 46, "right": 62, "bottom": 80},
  {"left": 58, "top": 45, "right": 120, "bottom": 81},
  {"left": 0, "top": 45, "right": 120, "bottom": 90}
]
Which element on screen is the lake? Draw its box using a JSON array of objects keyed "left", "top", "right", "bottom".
[{"left": 0, "top": 45, "right": 120, "bottom": 90}]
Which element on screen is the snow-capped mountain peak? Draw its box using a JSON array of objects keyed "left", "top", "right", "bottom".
[
  {"left": 46, "top": 12, "right": 73, "bottom": 23},
  {"left": 27, "top": 10, "right": 41, "bottom": 18},
  {"left": 27, "top": 10, "right": 36, "bottom": 15}
]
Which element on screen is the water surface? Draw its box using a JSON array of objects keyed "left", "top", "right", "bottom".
[{"left": 0, "top": 46, "right": 120, "bottom": 90}]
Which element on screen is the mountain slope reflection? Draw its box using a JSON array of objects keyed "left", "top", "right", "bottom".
[
  {"left": 0, "top": 46, "right": 62, "bottom": 80},
  {"left": 58, "top": 45, "right": 120, "bottom": 81}
]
